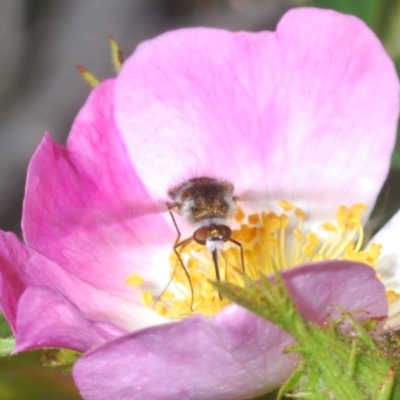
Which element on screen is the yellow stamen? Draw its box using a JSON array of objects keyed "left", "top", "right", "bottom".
[
  {"left": 293, "top": 228, "right": 303, "bottom": 242},
  {"left": 234, "top": 207, "right": 245, "bottom": 222},
  {"left": 141, "top": 291, "right": 153, "bottom": 307},
  {"left": 387, "top": 290, "right": 400, "bottom": 303},
  {"left": 128, "top": 201, "right": 390, "bottom": 319},
  {"left": 295, "top": 208, "right": 306, "bottom": 220},
  {"left": 322, "top": 221, "right": 337, "bottom": 232},
  {"left": 278, "top": 200, "right": 293, "bottom": 212},
  {"left": 125, "top": 274, "right": 144, "bottom": 286},
  {"left": 248, "top": 213, "right": 260, "bottom": 225}
]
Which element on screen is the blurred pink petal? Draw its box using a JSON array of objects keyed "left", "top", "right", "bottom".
[
  {"left": 14, "top": 286, "right": 122, "bottom": 352},
  {"left": 0, "top": 231, "right": 168, "bottom": 350},
  {"left": 0, "top": 231, "right": 29, "bottom": 332},
  {"left": 23, "top": 80, "right": 174, "bottom": 295},
  {"left": 73, "top": 262, "right": 387, "bottom": 400}
]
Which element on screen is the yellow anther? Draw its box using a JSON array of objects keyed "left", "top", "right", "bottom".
[
  {"left": 293, "top": 228, "right": 303, "bottom": 242},
  {"left": 161, "top": 290, "right": 175, "bottom": 300},
  {"left": 248, "top": 213, "right": 260, "bottom": 225},
  {"left": 234, "top": 207, "right": 245, "bottom": 222},
  {"left": 302, "top": 232, "right": 319, "bottom": 256},
  {"left": 336, "top": 203, "right": 366, "bottom": 231},
  {"left": 249, "top": 227, "right": 258, "bottom": 241},
  {"left": 295, "top": 208, "right": 306, "bottom": 219},
  {"left": 278, "top": 200, "right": 293, "bottom": 212},
  {"left": 261, "top": 212, "right": 269, "bottom": 226},
  {"left": 348, "top": 215, "right": 361, "bottom": 228},
  {"left": 258, "top": 226, "right": 266, "bottom": 238},
  {"left": 252, "top": 242, "right": 261, "bottom": 257},
  {"left": 280, "top": 214, "right": 289, "bottom": 229},
  {"left": 351, "top": 203, "right": 367, "bottom": 214},
  {"left": 266, "top": 216, "right": 280, "bottom": 233},
  {"left": 125, "top": 274, "right": 144, "bottom": 286},
  {"left": 387, "top": 290, "right": 400, "bottom": 303},
  {"left": 141, "top": 291, "right": 153, "bottom": 307},
  {"left": 368, "top": 243, "right": 382, "bottom": 260},
  {"left": 231, "top": 229, "right": 240, "bottom": 240},
  {"left": 302, "top": 242, "right": 316, "bottom": 256},
  {"left": 186, "top": 258, "right": 198, "bottom": 271},
  {"left": 337, "top": 205, "right": 348, "bottom": 225},
  {"left": 240, "top": 224, "right": 250, "bottom": 239},
  {"left": 172, "top": 300, "right": 186, "bottom": 314},
  {"left": 313, "top": 253, "right": 324, "bottom": 261},
  {"left": 322, "top": 221, "right": 337, "bottom": 232},
  {"left": 155, "top": 303, "right": 168, "bottom": 316}
]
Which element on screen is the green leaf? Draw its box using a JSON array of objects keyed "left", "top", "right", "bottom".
[
  {"left": 0, "top": 337, "right": 15, "bottom": 356},
  {"left": 0, "top": 351, "right": 82, "bottom": 400},
  {"left": 0, "top": 313, "right": 12, "bottom": 338},
  {"left": 301, "top": 0, "right": 400, "bottom": 45},
  {"left": 41, "top": 348, "right": 81, "bottom": 372},
  {"left": 300, "top": 0, "right": 381, "bottom": 31},
  {"left": 375, "top": 0, "right": 400, "bottom": 54},
  {"left": 391, "top": 130, "right": 400, "bottom": 171},
  {"left": 214, "top": 273, "right": 400, "bottom": 399},
  {"left": 212, "top": 273, "right": 307, "bottom": 334}
]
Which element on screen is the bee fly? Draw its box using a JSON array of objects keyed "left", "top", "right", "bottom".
[{"left": 167, "top": 176, "right": 245, "bottom": 307}]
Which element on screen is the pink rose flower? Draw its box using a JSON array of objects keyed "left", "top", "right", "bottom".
[{"left": 0, "top": 7, "right": 398, "bottom": 400}]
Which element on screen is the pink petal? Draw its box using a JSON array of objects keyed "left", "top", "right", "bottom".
[
  {"left": 0, "top": 231, "right": 29, "bottom": 333},
  {"left": 283, "top": 261, "right": 387, "bottom": 325},
  {"left": 0, "top": 231, "right": 168, "bottom": 336},
  {"left": 22, "top": 80, "right": 175, "bottom": 296},
  {"left": 73, "top": 261, "right": 387, "bottom": 400},
  {"left": 115, "top": 8, "right": 398, "bottom": 222},
  {"left": 369, "top": 210, "right": 400, "bottom": 328},
  {"left": 14, "top": 286, "right": 123, "bottom": 352},
  {"left": 74, "top": 313, "right": 294, "bottom": 400},
  {"left": 25, "top": 251, "right": 169, "bottom": 332},
  {"left": 370, "top": 209, "right": 400, "bottom": 294}
]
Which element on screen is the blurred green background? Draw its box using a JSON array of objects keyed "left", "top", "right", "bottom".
[{"left": 1, "top": 0, "right": 400, "bottom": 399}]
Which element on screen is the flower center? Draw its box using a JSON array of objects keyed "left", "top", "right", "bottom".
[{"left": 129, "top": 201, "right": 383, "bottom": 319}]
